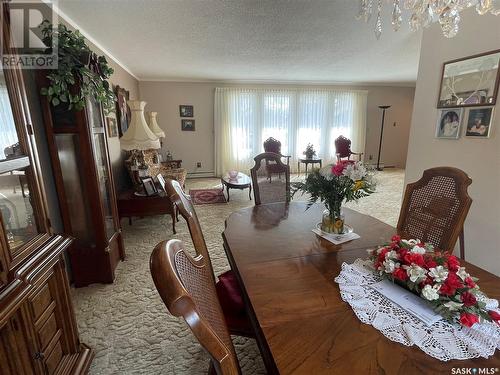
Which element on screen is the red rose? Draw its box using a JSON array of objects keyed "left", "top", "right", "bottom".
[
  {"left": 393, "top": 268, "right": 408, "bottom": 281},
  {"left": 446, "top": 255, "right": 460, "bottom": 272},
  {"left": 403, "top": 253, "right": 425, "bottom": 267},
  {"left": 460, "top": 292, "right": 477, "bottom": 307},
  {"left": 332, "top": 163, "right": 345, "bottom": 176},
  {"left": 465, "top": 277, "right": 476, "bottom": 289},
  {"left": 391, "top": 235, "right": 401, "bottom": 242},
  {"left": 440, "top": 273, "right": 463, "bottom": 296},
  {"left": 439, "top": 283, "right": 456, "bottom": 296},
  {"left": 425, "top": 259, "right": 437, "bottom": 269},
  {"left": 398, "top": 248, "right": 409, "bottom": 260},
  {"left": 488, "top": 310, "right": 500, "bottom": 324},
  {"left": 419, "top": 276, "right": 434, "bottom": 288},
  {"left": 459, "top": 312, "right": 479, "bottom": 327}
]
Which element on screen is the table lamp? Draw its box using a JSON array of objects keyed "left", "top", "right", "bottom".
[{"left": 147, "top": 111, "right": 166, "bottom": 163}]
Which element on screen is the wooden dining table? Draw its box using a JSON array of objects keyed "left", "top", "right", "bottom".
[{"left": 222, "top": 202, "right": 500, "bottom": 374}]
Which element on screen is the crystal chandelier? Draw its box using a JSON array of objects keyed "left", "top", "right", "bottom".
[{"left": 356, "top": 0, "right": 500, "bottom": 39}]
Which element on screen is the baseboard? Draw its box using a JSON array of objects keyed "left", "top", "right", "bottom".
[{"left": 187, "top": 171, "right": 216, "bottom": 178}]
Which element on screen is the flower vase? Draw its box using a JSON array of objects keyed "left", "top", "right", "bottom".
[{"left": 321, "top": 208, "right": 345, "bottom": 234}]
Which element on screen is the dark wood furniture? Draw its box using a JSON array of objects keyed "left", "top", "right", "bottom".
[
  {"left": 117, "top": 189, "right": 177, "bottom": 233},
  {"left": 220, "top": 173, "right": 252, "bottom": 202},
  {"left": 164, "top": 179, "right": 253, "bottom": 337},
  {"left": 297, "top": 158, "right": 322, "bottom": 175},
  {"left": 397, "top": 167, "right": 472, "bottom": 259},
  {"left": 36, "top": 72, "right": 125, "bottom": 288},
  {"left": 263, "top": 137, "right": 290, "bottom": 181},
  {"left": 250, "top": 153, "right": 290, "bottom": 205},
  {"left": 222, "top": 202, "right": 500, "bottom": 374},
  {"left": 334, "top": 135, "right": 363, "bottom": 162},
  {"left": 162, "top": 159, "right": 182, "bottom": 169},
  {"left": 0, "top": 5, "right": 92, "bottom": 373},
  {"left": 150, "top": 239, "right": 241, "bottom": 375}
]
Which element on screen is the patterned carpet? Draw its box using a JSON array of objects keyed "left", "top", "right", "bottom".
[{"left": 72, "top": 169, "right": 405, "bottom": 375}]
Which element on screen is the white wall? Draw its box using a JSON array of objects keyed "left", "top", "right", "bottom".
[
  {"left": 405, "top": 9, "right": 500, "bottom": 275},
  {"left": 138, "top": 82, "right": 415, "bottom": 175}
]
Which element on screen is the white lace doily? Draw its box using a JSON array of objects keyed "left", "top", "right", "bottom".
[{"left": 334, "top": 259, "right": 500, "bottom": 361}]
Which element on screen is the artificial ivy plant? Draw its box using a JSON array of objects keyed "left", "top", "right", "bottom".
[{"left": 39, "top": 21, "right": 115, "bottom": 113}]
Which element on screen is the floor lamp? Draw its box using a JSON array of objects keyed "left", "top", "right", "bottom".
[{"left": 376, "top": 105, "right": 391, "bottom": 171}]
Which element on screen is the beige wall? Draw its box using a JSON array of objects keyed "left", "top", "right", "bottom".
[
  {"left": 405, "top": 9, "right": 500, "bottom": 275},
  {"left": 138, "top": 81, "right": 415, "bottom": 175}
]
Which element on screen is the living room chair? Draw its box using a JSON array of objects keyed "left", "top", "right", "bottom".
[
  {"left": 263, "top": 137, "right": 291, "bottom": 181},
  {"left": 397, "top": 167, "right": 472, "bottom": 259},
  {"left": 334, "top": 135, "right": 363, "bottom": 162},
  {"left": 164, "top": 179, "right": 253, "bottom": 338},
  {"left": 150, "top": 239, "right": 241, "bottom": 375},
  {"left": 250, "top": 152, "right": 290, "bottom": 205}
]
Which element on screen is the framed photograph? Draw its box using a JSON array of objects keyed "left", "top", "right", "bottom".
[
  {"left": 435, "top": 108, "right": 463, "bottom": 139},
  {"left": 179, "top": 105, "right": 194, "bottom": 117},
  {"left": 106, "top": 117, "right": 118, "bottom": 138},
  {"left": 142, "top": 177, "right": 158, "bottom": 196},
  {"left": 465, "top": 107, "right": 494, "bottom": 138},
  {"left": 156, "top": 173, "right": 166, "bottom": 192},
  {"left": 115, "top": 85, "right": 131, "bottom": 137},
  {"left": 437, "top": 49, "right": 500, "bottom": 108},
  {"left": 181, "top": 119, "right": 195, "bottom": 131}
]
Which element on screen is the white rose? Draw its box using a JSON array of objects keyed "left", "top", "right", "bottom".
[
  {"left": 428, "top": 266, "right": 449, "bottom": 283},
  {"left": 422, "top": 284, "right": 440, "bottom": 301},
  {"left": 385, "top": 250, "right": 397, "bottom": 260},
  {"left": 411, "top": 245, "right": 427, "bottom": 254},
  {"left": 457, "top": 267, "right": 469, "bottom": 281},
  {"left": 402, "top": 239, "right": 419, "bottom": 246},
  {"left": 383, "top": 259, "right": 398, "bottom": 274},
  {"left": 404, "top": 264, "right": 427, "bottom": 282},
  {"left": 443, "top": 301, "right": 463, "bottom": 311}
]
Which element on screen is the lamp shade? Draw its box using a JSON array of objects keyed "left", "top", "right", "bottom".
[
  {"left": 120, "top": 101, "right": 160, "bottom": 151},
  {"left": 147, "top": 112, "right": 166, "bottom": 139}
]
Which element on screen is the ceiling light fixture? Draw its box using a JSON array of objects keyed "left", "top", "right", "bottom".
[{"left": 356, "top": 0, "right": 500, "bottom": 39}]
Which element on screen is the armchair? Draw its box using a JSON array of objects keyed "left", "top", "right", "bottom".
[
  {"left": 334, "top": 135, "right": 363, "bottom": 162},
  {"left": 263, "top": 137, "right": 290, "bottom": 181}
]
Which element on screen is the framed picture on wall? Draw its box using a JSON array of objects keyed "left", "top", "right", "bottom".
[
  {"left": 465, "top": 107, "right": 494, "bottom": 138},
  {"left": 435, "top": 108, "right": 463, "bottom": 139},
  {"left": 179, "top": 105, "right": 194, "bottom": 117},
  {"left": 115, "top": 85, "right": 131, "bottom": 137},
  {"left": 181, "top": 119, "right": 195, "bottom": 131},
  {"left": 106, "top": 117, "right": 118, "bottom": 137}
]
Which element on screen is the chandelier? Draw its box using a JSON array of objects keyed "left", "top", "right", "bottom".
[{"left": 356, "top": 0, "right": 500, "bottom": 39}]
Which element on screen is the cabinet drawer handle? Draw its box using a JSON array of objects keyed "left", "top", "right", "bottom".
[{"left": 34, "top": 351, "right": 45, "bottom": 360}]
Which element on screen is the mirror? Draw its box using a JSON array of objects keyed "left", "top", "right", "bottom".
[
  {"left": 437, "top": 50, "right": 500, "bottom": 108},
  {"left": 0, "top": 68, "right": 20, "bottom": 161}
]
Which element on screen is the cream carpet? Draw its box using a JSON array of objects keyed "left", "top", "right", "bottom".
[{"left": 72, "top": 169, "right": 405, "bottom": 375}]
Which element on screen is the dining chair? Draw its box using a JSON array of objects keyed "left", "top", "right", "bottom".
[
  {"left": 250, "top": 152, "right": 291, "bottom": 205},
  {"left": 150, "top": 239, "right": 241, "bottom": 375},
  {"left": 263, "top": 137, "right": 291, "bottom": 181},
  {"left": 164, "top": 179, "right": 253, "bottom": 337},
  {"left": 334, "top": 135, "right": 363, "bottom": 162},
  {"left": 397, "top": 167, "right": 472, "bottom": 258}
]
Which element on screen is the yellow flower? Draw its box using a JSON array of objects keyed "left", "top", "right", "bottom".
[
  {"left": 334, "top": 219, "right": 344, "bottom": 229},
  {"left": 353, "top": 180, "right": 364, "bottom": 191}
]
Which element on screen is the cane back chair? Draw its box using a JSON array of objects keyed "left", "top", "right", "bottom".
[{"left": 250, "top": 152, "right": 291, "bottom": 205}]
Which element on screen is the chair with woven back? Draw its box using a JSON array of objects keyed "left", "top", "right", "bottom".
[
  {"left": 150, "top": 239, "right": 241, "bottom": 375},
  {"left": 397, "top": 167, "right": 472, "bottom": 259},
  {"left": 334, "top": 135, "right": 363, "bottom": 162},
  {"left": 164, "top": 179, "right": 253, "bottom": 337},
  {"left": 250, "top": 152, "right": 291, "bottom": 205},
  {"left": 263, "top": 137, "right": 291, "bottom": 181}
]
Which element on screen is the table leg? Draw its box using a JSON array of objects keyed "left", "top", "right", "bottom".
[
  {"left": 249, "top": 185, "right": 252, "bottom": 200},
  {"left": 305, "top": 163, "right": 308, "bottom": 175},
  {"left": 226, "top": 186, "right": 230, "bottom": 202},
  {"left": 297, "top": 161, "right": 300, "bottom": 176},
  {"left": 171, "top": 211, "right": 176, "bottom": 234},
  {"left": 320, "top": 160, "right": 322, "bottom": 168}
]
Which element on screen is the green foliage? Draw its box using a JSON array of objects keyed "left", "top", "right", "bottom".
[
  {"left": 39, "top": 21, "right": 115, "bottom": 113},
  {"left": 303, "top": 143, "right": 316, "bottom": 158}
]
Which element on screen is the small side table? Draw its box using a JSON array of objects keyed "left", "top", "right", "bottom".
[
  {"left": 298, "top": 158, "right": 322, "bottom": 175},
  {"left": 117, "top": 189, "right": 177, "bottom": 233},
  {"left": 221, "top": 172, "right": 252, "bottom": 202}
]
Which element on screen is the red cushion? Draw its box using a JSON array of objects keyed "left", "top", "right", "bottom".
[{"left": 216, "top": 271, "right": 245, "bottom": 314}]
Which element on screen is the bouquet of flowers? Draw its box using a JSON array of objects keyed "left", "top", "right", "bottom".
[
  {"left": 369, "top": 235, "right": 500, "bottom": 327},
  {"left": 291, "top": 160, "right": 376, "bottom": 233}
]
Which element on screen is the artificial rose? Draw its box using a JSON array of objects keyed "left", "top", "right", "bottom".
[
  {"left": 422, "top": 284, "right": 440, "bottom": 301},
  {"left": 459, "top": 312, "right": 479, "bottom": 327},
  {"left": 440, "top": 273, "right": 463, "bottom": 296},
  {"left": 383, "top": 259, "right": 397, "bottom": 273},
  {"left": 332, "top": 163, "right": 345, "bottom": 176},
  {"left": 393, "top": 267, "right": 408, "bottom": 281},
  {"left": 425, "top": 258, "right": 437, "bottom": 269},
  {"left": 460, "top": 292, "right": 477, "bottom": 307},
  {"left": 465, "top": 277, "right": 476, "bottom": 289},
  {"left": 403, "top": 252, "right": 425, "bottom": 267},
  {"left": 419, "top": 276, "right": 434, "bottom": 288},
  {"left": 405, "top": 264, "right": 427, "bottom": 283},
  {"left": 391, "top": 235, "right": 401, "bottom": 242},
  {"left": 428, "top": 266, "right": 449, "bottom": 283},
  {"left": 439, "top": 283, "right": 456, "bottom": 297},
  {"left": 446, "top": 255, "right": 461, "bottom": 272},
  {"left": 488, "top": 310, "right": 500, "bottom": 324},
  {"left": 411, "top": 245, "right": 427, "bottom": 254}
]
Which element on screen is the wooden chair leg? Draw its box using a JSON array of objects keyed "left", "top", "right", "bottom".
[
  {"left": 459, "top": 229, "right": 465, "bottom": 259},
  {"left": 207, "top": 360, "right": 216, "bottom": 375}
]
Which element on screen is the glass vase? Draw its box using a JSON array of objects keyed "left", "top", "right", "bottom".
[{"left": 321, "top": 208, "right": 345, "bottom": 234}]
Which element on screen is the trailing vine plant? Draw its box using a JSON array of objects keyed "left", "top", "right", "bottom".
[{"left": 39, "top": 21, "right": 115, "bottom": 113}]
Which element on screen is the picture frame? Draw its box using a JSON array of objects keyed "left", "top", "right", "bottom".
[
  {"left": 181, "top": 119, "right": 195, "bottom": 131},
  {"left": 435, "top": 108, "right": 463, "bottom": 139},
  {"left": 156, "top": 173, "right": 166, "bottom": 192},
  {"left": 115, "top": 85, "right": 131, "bottom": 137},
  {"left": 465, "top": 107, "right": 494, "bottom": 138},
  {"left": 142, "top": 177, "right": 158, "bottom": 196},
  {"left": 179, "top": 105, "right": 194, "bottom": 117},
  {"left": 437, "top": 49, "right": 500, "bottom": 108},
  {"left": 106, "top": 117, "right": 118, "bottom": 138}
]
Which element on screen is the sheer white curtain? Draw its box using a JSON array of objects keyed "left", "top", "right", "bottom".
[
  {"left": 0, "top": 78, "right": 18, "bottom": 158},
  {"left": 214, "top": 87, "right": 367, "bottom": 175}
]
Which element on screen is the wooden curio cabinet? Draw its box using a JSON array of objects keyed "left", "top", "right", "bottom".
[
  {"left": 36, "top": 73, "right": 125, "bottom": 287},
  {"left": 0, "top": 5, "right": 93, "bottom": 374}
]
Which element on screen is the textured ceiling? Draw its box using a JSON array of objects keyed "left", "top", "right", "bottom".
[{"left": 58, "top": 0, "right": 422, "bottom": 84}]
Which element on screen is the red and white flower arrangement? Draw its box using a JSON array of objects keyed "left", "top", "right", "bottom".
[{"left": 369, "top": 235, "right": 500, "bottom": 327}]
